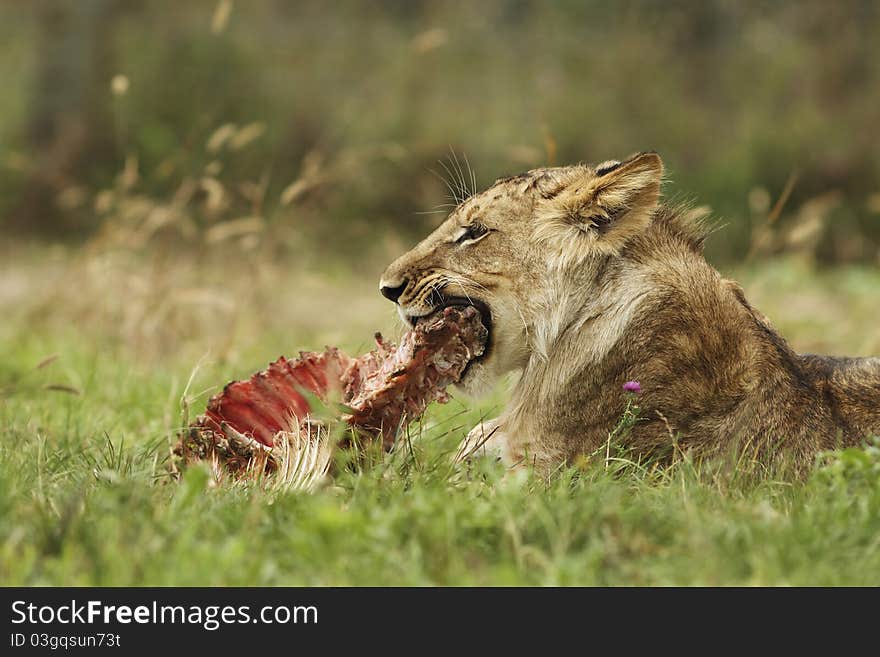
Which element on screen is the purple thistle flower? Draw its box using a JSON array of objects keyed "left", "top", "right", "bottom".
[{"left": 623, "top": 380, "right": 641, "bottom": 393}]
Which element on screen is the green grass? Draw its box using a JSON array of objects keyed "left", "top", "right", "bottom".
[{"left": 2, "top": 250, "right": 880, "bottom": 586}]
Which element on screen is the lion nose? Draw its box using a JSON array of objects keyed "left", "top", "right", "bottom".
[{"left": 380, "top": 280, "right": 408, "bottom": 303}]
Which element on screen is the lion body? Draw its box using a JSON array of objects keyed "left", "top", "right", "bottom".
[{"left": 380, "top": 153, "right": 880, "bottom": 475}]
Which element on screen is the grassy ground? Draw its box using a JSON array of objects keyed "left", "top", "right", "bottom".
[{"left": 2, "top": 244, "right": 880, "bottom": 586}]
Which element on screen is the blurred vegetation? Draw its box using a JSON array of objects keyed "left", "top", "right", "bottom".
[
  {"left": 1, "top": 0, "right": 879, "bottom": 266},
  {"left": 3, "top": 2, "right": 880, "bottom": 585}
]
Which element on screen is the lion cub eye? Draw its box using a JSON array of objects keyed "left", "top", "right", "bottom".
[{"left": 455, "top": 222, "right": 490, "bottom": 245}]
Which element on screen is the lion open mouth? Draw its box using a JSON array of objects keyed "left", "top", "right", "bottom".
[
  {"left": 408, "top": 296, "right": 492, "bottom": 361},
  {"left": 411, "top": 297, "right": 492, "bottom": 376}
]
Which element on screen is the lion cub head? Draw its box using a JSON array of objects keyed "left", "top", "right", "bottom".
[{"left": 379, "top": 151, "right": 664, "bottom": 392}]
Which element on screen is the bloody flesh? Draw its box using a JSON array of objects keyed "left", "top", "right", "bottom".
[{"left": 183, "top": 305, "right": 488, "bottom": 464}]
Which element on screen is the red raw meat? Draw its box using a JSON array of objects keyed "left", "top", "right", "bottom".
[{"left": 175, "top": 305, "right": 488, "bottom": 475}]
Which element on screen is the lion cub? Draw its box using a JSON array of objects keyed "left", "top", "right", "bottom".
[{"left": 380, "top": 152, "right": 880, "bottom": 475}]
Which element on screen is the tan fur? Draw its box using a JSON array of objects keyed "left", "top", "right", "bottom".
[{"left": 380, "top": 152, "right": 880, "bottom": 476}]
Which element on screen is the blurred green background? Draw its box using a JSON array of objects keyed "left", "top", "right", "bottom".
[
  {"left": 3, "top": 1, "right": 880, "bottom": 587},
  {"left": 2, "top": 0, "right": 879, "bottom": 265}
]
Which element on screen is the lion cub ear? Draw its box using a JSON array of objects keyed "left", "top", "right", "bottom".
[{"left": 535, "top": 151, "right": 664, "bottom": 256}]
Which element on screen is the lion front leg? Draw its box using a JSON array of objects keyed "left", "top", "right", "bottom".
[
  {"left": 456, "top": 416, "right": 521, "bottom": 467},
  {"left": 459, "top": 414, "right": 569, "bottom": 477}
]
